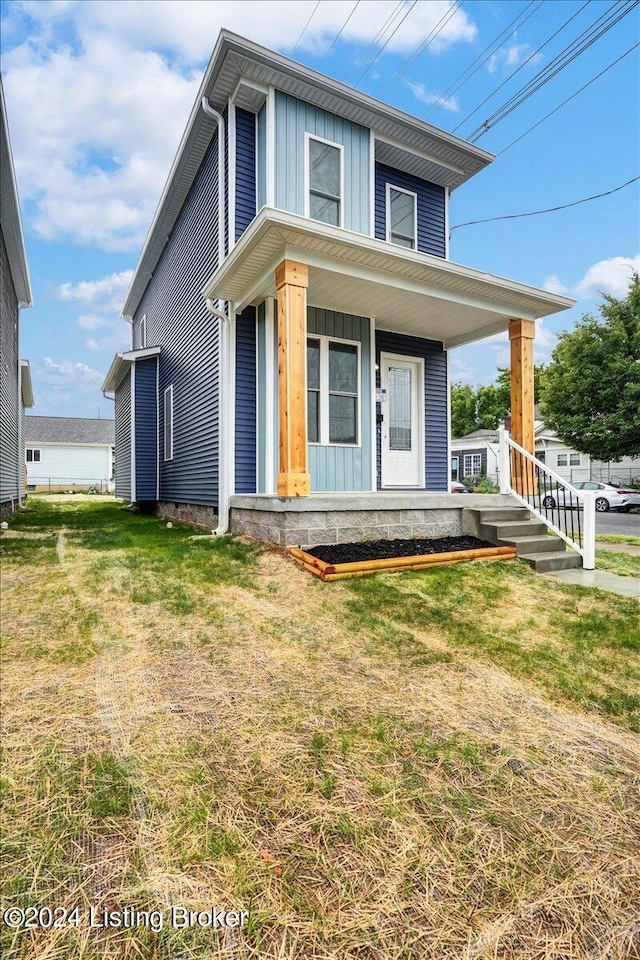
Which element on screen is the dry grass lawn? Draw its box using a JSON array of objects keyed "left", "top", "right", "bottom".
[{"left": 1, "top": 496, "right": 639, "bottom": 960}]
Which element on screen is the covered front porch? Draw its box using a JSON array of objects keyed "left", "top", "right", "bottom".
[{"left": 203, "top": 207, "right": 573, "bottom": 542}]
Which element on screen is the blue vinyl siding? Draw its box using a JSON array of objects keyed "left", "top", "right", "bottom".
[
  {"left": 133, "top": 130, "right": 220, "bottom": 508},
  {"left": 375, "top": 162, "right": 446, "bottom": 258},
  {"left": 375, "top": 331, "right": 448, "bottom": 491},
  {"left": 235, "top": 307, "right": 257, "bottom": 493},
  {"left": 115, "top": 369, "right": 131, "bottom": 501},
  {"left": 275, "top": 91, "right": 370, "bottom": 234},
  {"left": 307, "top": 308, "right": 372, "bottom": 492},
  {"left": 235, "top": 107, "right": 257, "bottom": 241},
  {"left": 257, "top": 104, "right": 266, "bottom": 209},
  {"left": 134, "top": 357, "right": 158, "bottom": 500}
]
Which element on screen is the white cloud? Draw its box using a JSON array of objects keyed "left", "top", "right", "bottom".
[
  {"left": 44, "top": 356, "right": 104, "bottom": 382},
  {"left": 58, "top": 270, "right": 133, "bottom": 307},
  {"left": 2, "top": 1, "right": 477, "bottom": 251},
  {"left": 405, "top": 80, "right": 459, "bottom": 112},
  {"left": 487, "top": 42, "right": 542, "bottom": 75},
  {"left": 545, "top": 255, "right": 639, "bottom": 302},
  {"left": 57, "top": 269, "right": 132, "bottom": 351}
]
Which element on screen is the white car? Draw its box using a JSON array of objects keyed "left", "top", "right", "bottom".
[{"left": 542, "top": 480, "right": 640, "bottom": 514}]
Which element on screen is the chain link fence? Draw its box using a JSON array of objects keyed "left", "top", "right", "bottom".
[{"left": 27, "top": 478, "right": 114, "bottom": 494}]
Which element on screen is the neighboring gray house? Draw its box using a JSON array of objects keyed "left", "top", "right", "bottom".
[
  {"left": 24, "top": 417, "right": 115, "bottom": 492},
  {"left": 1, "top": 78, "right": 33, "bottom": 517},
  {"left": 450, "top": 429, "right": 500, "bottom": 484},
  {"left": 102, "top": 30, "right": 572, "bottom": 545}
]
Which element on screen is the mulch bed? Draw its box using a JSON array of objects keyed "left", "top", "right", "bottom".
[{"left": 306, "top": 534, "right": 495, "bottom": 565}]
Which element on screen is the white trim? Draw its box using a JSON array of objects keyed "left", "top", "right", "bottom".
[
  {"left": 139, "top": 314, "right": 147, "bottom": 349},
  {"left": 266, "top": 86, "right": 275, "bottom": 208},
  {"left": 155, "top": 356, "right": 160, "bottom": 500},
  {"left": 385, "top": 182, "right": 417, "bottom": 250},
  {"left": 446, "top": 349, "right": 452, "bottom": 490},
  {"left": 229, "top": 315, "right": 237, "bottom": 495},
  {"left": 265, "top": 298, "right": 275, "bottom": 494},
  {"left": 163, "top": 384, "right": 174, "bottom": 462},
  {"left": 228, "top": 99, "right": 236, "bottom": 252},
  {"left": 369, "top": 128, "right": 375, "bottom": 238},
  {"left": 373, "top": 131, "right": 466, "bottom": 177},
  {"left": 254, "top": 111, "right": 260, "bottom": 211},
  {"left": 370, "top": 315, "right": 377, "bottom": 491},
  {"left": 307, "top": 333, "right": 361, "bottom": 448},
  {"left": 445, "top": 187, "right": 450, "bottom": 260},
  {"left": 304, "top": 132, "right": 344, "bottom": 229},
  {"left": 131, "top": 362, "right": 137, "bottom": 501},
  {"left": 464, "top": 453, "right": 482, "bottom": 477},
  {"left": 379, "top": 351, "right": 425, "bottom": 489}
]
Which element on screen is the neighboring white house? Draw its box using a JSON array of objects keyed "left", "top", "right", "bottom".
[
  {"left": 24, "top": 416, "right": 115, "bottom": 492},
  {"left": 535, "top": 423, "right": 640, "bottom": 485}
]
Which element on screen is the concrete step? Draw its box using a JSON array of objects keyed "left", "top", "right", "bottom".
[
  {"left": 478, "top": 508, "right": 530, "bottom": 523},
  {"left": 500, "top": 534, "right": 567, "bottom": 555},
  {"left": 519, "top": 551, "right": 582, "bottom": 573},
  {"left": 482, "top": 520, "right": 548, "bottom": 539}
]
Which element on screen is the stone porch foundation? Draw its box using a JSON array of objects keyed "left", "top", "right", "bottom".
[{"left": 229, "top": 493, "right": 517, "bottom": 548}]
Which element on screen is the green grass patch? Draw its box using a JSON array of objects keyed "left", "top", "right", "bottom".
[{"left": 595, "top": 548, "right": 640, "bottom": 578}]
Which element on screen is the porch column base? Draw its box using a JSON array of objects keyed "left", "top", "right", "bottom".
[{"left": 277, "top": 472, "right": 311, "bottom": 498}]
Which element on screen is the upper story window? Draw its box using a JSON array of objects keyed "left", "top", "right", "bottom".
[
  {"left": 386, "top": 184, "right": 417, "bottom": 249},
  {"left": 26, "top": 448, "right": 41, "bottom": 463},
  {"left": 306, "top": 135, "right": 343, "bottom": 227}
]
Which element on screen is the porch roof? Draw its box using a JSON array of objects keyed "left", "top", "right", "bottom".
[
  {"left": 102, "top": 346, "right": 161, "bottom": 394},
  {"left": 202, "top": 209, "right": 574, "bottom": 349}
]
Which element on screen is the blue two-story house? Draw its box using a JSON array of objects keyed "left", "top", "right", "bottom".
[{"left": 103, "top": 31, "right": 573, "bottom": 547}]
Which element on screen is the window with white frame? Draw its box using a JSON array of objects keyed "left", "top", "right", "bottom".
[
  {"left": 140, "top": 314, "right": 147, "bottom": 349},
  {"left": 306, "top": 135, "right": 342, "bottom": 227},
  {"left": 386, "top": 184, "right": 417, "bottom": 249},
  {"left": 307, "top": 336, "right": 359, "bottom": 445},
  {"left": 164, "top": 385, "right": 174, "bottom": 461},
  {"left": 464, "top": 453, "right": 482, "bottom": 476},
  {"left": 26, "top": 448, "right": 41, "bottom": 463},
  {"left": 569, "top": 452, "right": 581, "bottom": 466},
  {"left": 557, "top": 453, "right": 568, "bottom": 467}
]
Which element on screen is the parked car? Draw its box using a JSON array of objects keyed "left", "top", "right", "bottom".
[
  {"left": 450, "top": 481, "right": 470, "bottom": 494},
  {"left": 542, "top": 480, "right": 640, "bottom": 513}
]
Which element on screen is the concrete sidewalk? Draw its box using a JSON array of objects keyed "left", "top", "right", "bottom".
[{"left": 543, "top": 567, "right": 640, "bottom": 598}]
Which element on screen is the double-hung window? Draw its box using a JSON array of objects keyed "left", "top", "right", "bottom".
[
  {"left": 307, "top": 336, "right": 359, "bottom": 445},
  {"left": 464, "top": 453, "right": 482, "bottom": 477},
  {"left": 26, "top": 448, "right": 41, "bottom": 463},
  {"left": 306, "top": 135, "right": 343, "bottom": 227},
  {"left": 164, "top": 385, "right": 174, "bottom": 461},
  {"left": 386, "top": 184, "right": 417, "bottom": 249}
]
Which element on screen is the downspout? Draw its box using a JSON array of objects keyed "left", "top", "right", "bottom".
[{"left": 201, "top": 96, "right": 230, "bottom": 536}]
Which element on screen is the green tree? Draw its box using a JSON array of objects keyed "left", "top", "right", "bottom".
[
  {"left": 450, "top": 365, "right": 547, "bottom": 438},
  {"left": 541, "top": 274, "right": 640, "bottom": 461}
]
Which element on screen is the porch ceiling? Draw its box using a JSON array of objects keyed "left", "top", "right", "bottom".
[{"left": 203, "top": 209, "right": 574, "bottom": 348}]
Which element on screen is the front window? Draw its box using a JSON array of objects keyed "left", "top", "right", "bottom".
[
  {"left": 557, "top": 454, "right": 568, "bottom": 467},
  {"left": 387, "top": 185, "right": 417, "bottom": 249},
  {"left": 307, "top": 336, "right": 359, "bottom": 446},
  {"left": 464, "top": 454, "right": 482, "bottom": 477},
  {"left": 307, "top": 136, "right": 342, "bottom": 226},
  {"left": 26, "top": 448, "right": 41, "bottom": 463},
  {"left": 569, "top": 453, "right": 581, "bottom": 466}
]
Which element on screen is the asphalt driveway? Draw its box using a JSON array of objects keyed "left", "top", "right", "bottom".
[{"left": 596, "top": 510, "right": 640, "bottom": 536}]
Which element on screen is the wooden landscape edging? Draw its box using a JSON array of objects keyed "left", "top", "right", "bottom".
[{"left": 288, "top": 545, "right": 517, "bottom": 581}]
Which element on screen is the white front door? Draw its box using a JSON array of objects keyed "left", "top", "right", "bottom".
[{"left": 381, "top": 354, "right": 424, "bottom": 488}]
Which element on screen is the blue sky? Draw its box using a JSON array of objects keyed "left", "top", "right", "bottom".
[{"left": 1, "top": 0, "right": 638, "bottom": 417}]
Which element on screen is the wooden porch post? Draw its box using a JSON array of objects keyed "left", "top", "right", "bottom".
[
  {"left": 509, "top": 318, "right": 536, "bottom": 494},
  {"left": 276, "top": 259, "right": 311, "bottom": 497}
]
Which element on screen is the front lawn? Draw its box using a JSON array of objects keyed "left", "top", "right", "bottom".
[{"left": 1, "top": 496, "right": 639, "bottom": 959}]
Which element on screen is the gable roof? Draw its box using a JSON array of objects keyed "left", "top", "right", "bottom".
[
  {"left": 451, "top": 429, "right": 500, "bottom": 445},
  {"left": 122, "top": 30, "right": 494, "bottom": 320},
  {"left": 1, "top": 78, "right": 32, "bottom": 306},
  {"left": 25, "top": 416, "right": 114, "bottom": 445}
]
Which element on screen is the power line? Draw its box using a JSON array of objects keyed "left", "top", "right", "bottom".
[
  {"left": 449, "top": 176, "right": 640, "bottom": 236},
  {"left": 497, "top": 40, "right": 640, "bottom": 155},
  {"left": 352, "top": 0, "right": 419, "bottom": 85},
  {"left": 467, "top": 0, "right": 639, "bottom": 142},
  {"left": 320, "top": 0, "right": 361, "bottom": 62},
  {"left": 386, "top": 0, "right": 464, "bottom": 90},
  {"left": 422, "top": 0, "right": 543, "bottom": 122},
  {"left": 345, "top": 1, "right": 406, "bottom": 84},
  {"left": 452, "top": 0, "right": 592, "bottom": 134},
  {"left": 292, "top": 0, "right": 323, "bottom": 53}
]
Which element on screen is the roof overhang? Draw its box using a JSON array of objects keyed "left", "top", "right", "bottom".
[
  {"left": 102, "top": 346, "right": 160, "bottom": 394},
  {"left": 202, "top": 209, "right": 575, "bottom": 349},
  {"left": 20, "top": 359, "right": 34, "bottom": 408},
  {"left": 122, "top": 30, "right": 493, "bottom": 320},
  {"left": 1, "top": 81, "right": 32, "bottom": 307}
]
